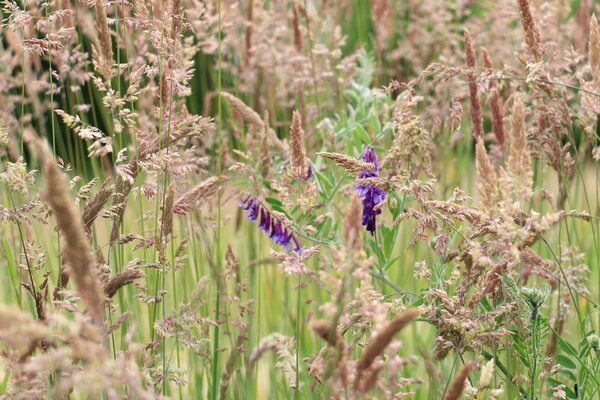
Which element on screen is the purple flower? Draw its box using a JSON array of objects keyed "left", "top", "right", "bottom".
[
  {"left": 242, "top": 198, "right": 260, "bottom": 222},
  {"left": 305, "top": 164, "right": 313, "bottom": 180},
  {"left": 355, "top": 145, "right": 386, "bottom": 235},
  {"left": 259, "top": 208, "right": 271, "bottom": 232},
  {"left": 240, "top": 196, "right": 303, "bottom": 254}
]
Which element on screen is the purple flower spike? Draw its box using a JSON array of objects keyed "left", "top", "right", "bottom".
[
  {"left": 360, "top": 145, "right": 379, "bottom": 172},
  {"left": 355, "top": 145, "right": 386, "bottom": 235},
  {"left": 239, "top": 195, "right": 251, "bottom": 207},
  {"left": 246, "top": 199, "right": 260, "bottom": 222},
  {"left": 259, "top": 208, "right": 271, "bottom": 232},
  {"left": 240, "top": 196, "right": 304, "bottom": 254},
  {"left": 291, "top": 234, "right": 304, "bottom": 255},
  {"left": 305, "top": 164, "right": 313, "bottom": 180},
  {"left": 270, "top": 220, "right": 282, "bottom": 241},
  {"left": 282, "top": 229, "right": 294, "bottom": 251}
]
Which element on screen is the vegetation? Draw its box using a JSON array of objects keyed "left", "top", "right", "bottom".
[{"left": 0, "top": 0, "right": 599, "bottom": 399}]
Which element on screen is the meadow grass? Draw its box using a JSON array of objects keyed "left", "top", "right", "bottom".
[{"left": 1, "top": 0, "right": 600, "bottom": 399}]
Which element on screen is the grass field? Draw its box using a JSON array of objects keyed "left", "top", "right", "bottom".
[{"left": 1, "top": 0, "right": 600, "bottom": 399}]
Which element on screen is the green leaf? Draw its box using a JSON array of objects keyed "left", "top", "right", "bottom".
[
  {"left": 369, "top": 113, "right": 381, "bottom": 135},
  {"left": 382, "top": 226, "right": 396, "bottom": 260},
  {"left": 354, "top": 124, "right": 371, "bottom": 144},
  {"left": 315, "top": 170, "right": 333, "bottom": 194},
  {"left": 558, "top": 369, "right": 577, "bottom": 382},
  {"left": 319, "top": 217, "right": 333, "bottom": 239},
  {"left": 384, "top": 255, "right": 401, "bottom": 271},
  {"left": 556, "top": 355, "right": 577, "bottom": 370},
  {"left": 559, "top": 340, "right": 578, "bottom": 357},
  {"left": 265, "top": 197, "right": 284, "bottom": 212},
  {"left": 565, "top": 386, "right": 577, "bottom": 399},
  {"left": 0, "top": 372, "right": 9, "bottom": 393},
  {"left": 480, "top": 297, "right": 492, "bottom": 312}
]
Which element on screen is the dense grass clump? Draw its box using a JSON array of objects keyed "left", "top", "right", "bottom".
[{"left": 1, "top": 0, "right": 600, "bottom": 399}]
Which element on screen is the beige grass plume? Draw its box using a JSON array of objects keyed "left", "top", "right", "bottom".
[
  {"left": 289, "top": 110, "right": 307, "bottom": 180},
  {"left": 222, "top": 92, "right": 288, "bottom": 154},
  {"left": 482, "top": 47, "right": 505, "bottom": 146},
  {"left": 311, "top": 320, "right": 343, "bottom": 349},
  {"left": 260, "top": 112, "right": 272, "bottom": 177},
  {"left": 104, "top": 269, "right": 145, "bottom": 299},
  {"left": 221, "top": 91, "right": 263, "bottom": 128},
  {"left": 507, "top": 94, "right": 532, "bottom": 201},
  {"left": 94, "top": 0, "right": 113, "bottom": 79},
  {"left": 475, "top": 138, "right": 498, "bottom": 210},
  {"left": 344, "top": 193, "right": 363, "bottom": 250},
  {"left": 517, "top": 0, "right": 542, "bottom": 61},
  {"left": 31, "top": 135, "right": 105, "bottom": 328},
  {"left": 81, "top": 178, "right": 113, "bottom": 234},
  {"left": 354, "top": 308, "right": 420, "bottom": 390},
  {"left": 173, "top": 176, "right": 226, "bottom": 215},
  {"left": 318, "top": 152, "right": 375, "bottom": 176},
  {"left": 589, "top": 14, "right": 600, "bottom": 89},
  {"left": 463, "top": 27, "right": 483, "bottom": 140},
  {"left": 292, "top": 0, "right": 303, "bottom": 53}
]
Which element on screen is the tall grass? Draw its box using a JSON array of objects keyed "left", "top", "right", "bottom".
[{"left": 0, "top": 0, "right": 599, "bottom": 399}]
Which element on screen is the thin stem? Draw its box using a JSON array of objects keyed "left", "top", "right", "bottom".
[{"left": 210, "top": 0, "right": 224, "bottom": 398}]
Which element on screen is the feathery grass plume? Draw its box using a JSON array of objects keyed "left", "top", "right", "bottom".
[
  {"left": 55, "top": 178, "right": 113, "bottom": 300},
  {"left": 289, "top": 110, "right": 307, "bottom": 180},
  {"left": 94, "top": 0, "right": 113, "bottom": 79},
  {"left": 589, "top": 14, "right": 600, "bottom": 88},
  {"left": 221, "top": 91, "right": 263, "bottom": 128},
  {"left": 161, "top": 185, "right": 175, "bottom": 238},
  {"left": 60, "top": 0, "right": 73, "bottom": 29},
  {"left": 311, "top": 320, "right": 343, "bottom": 349},
  {"left": 477, "top": 358, "right": 495, "bottom": 391},
  {"left": 109, "top": 169, "right": 136, "bottom": 245},
  {"left": 311, "top": 320, "right": 348, "bottom": 387},
  {"left": 159, "top": 68, "right": 170, "bottom": 111},
  {"left": 259, "top": 111, "right": 271, "bottom": 177},
  {"left": 173, "top": 176, "right": 225, "bottom": 215},
  {"left": 354, "top": 309, "right": 420, "bottom": 390},
  {"left": 517, "top": 0, "right": 542, "bottom": 61},
  {"left": 291, "top": 0, "right": 303, "bottom": 53},
  {"left": 463, "top": 27, "right": 483, "bottom": 140},
  {"left": 360, "top": 363, "right": 384, "bottom": 393},
  {"left": 222, "top": 91, "right": 288, "bottom": 154},
  {"left": 475, "top": 138, "right": 498, "bottom": 210},
  {"left": 443, "top": 362, "right": 473, "bottom": 400},
  {"left": 0, "top": 304, "right": 51, "bottom": 355},
  {"left": 344, "top": 193, "right": 363, "bottom": 250},
  {"left": 575, "top": 0, "right": 592, "bottom": 52},
  {"left": 32, "top": 136, "right": 106, "bottom": 328},
  {"left": 219, "top": 323, "right": 248, "bottom": 400},
  {"left": 383, "top": 92, "right": 432, "bottom": 177},
  {"left": 170, "top": 0, "right": 183, "bottom": 41},
  {"left": 507, "top": 94, "right": 532, "bottom": 201},
  {"left": 104, "top": 269, "right": 145, "bottom": 298},
  {"left": 318, "top": 152, "right": 375, "bottom": 176},
  {"left": 482, "top": 48, "right": 505, "bottom": 145},
  {"left": 81, "top": 178, "right": 113, "bottom": 234},
  {"left": 244, "top": 0, "right": 254, "bottom": 65}
]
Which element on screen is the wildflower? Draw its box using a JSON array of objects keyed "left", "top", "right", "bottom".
[
  {"left": 240, "top": 196, "right": 303, "bottom": 253},
  {"left": 588, "top": 334, "right": 600, "bottom": 352},
  {"left": 355, "top": 145, "right": 386, "bottom": 235},
  {"left": 521, "top": 286, "right": 546, "bottom": 321}
]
